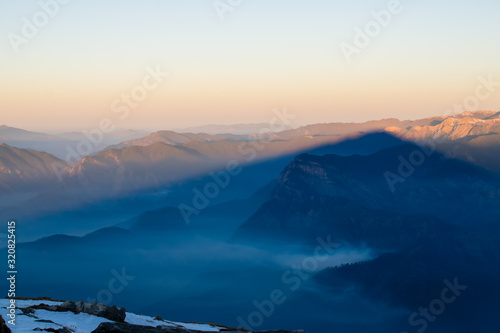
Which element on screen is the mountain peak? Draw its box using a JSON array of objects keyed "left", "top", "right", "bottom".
[{"left": 454, "top": 110, "right": 497, "bottom": 119}]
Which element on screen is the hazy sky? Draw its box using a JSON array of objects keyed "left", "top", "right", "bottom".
[{"left": 1, "top": 0, "right": 499, "bottom": 131}]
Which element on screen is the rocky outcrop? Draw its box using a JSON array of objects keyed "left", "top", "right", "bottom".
[
  {"left": 385, "top": 111, "right": 500, "bottom": 141},
  {"left": 60, "top": 301, "right": 126, "bottom": 322},
  {"left": 8, "top": 298, "right": 305, "bottom": 333},
  {"left": 91, "top": 322, "right": 188, "bottom": 333},
  {"left": 0, "top": 314, "right": 12, "bottom": 333},
  {"left": 91, "top": 322, "right": 305, "bottom": 333},
  {"left": 25, "top": 300, "right": 126, "bottom": 322}
]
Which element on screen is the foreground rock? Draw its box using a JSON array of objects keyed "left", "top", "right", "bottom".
[
  {"left": 61, "top": 301, "right": 126, "bottom": 322},
  {"left": 92, "top": 322, "right": 306, "bottom": 333},
  {"left": 25, "top": 300, "right": 126, "bottom": 322},
  {"left": 0, "top": 314, "right": 11, "bottom": 333},
  {"left": 0, "top": 298, "right": 305, "bottom": 333}
]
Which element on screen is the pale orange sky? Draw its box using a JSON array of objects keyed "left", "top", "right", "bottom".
[{"left": 1, "top": 0, "right": 499, "bottom": 131}]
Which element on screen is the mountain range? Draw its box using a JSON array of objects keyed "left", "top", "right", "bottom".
[
  {"left": 232, "top": 137, "right": 500, "bottom": 331},
  {"left": 174, "top": 123, "right": 280, "bottom": 135},
  {"left": 0, "top": 143, "right": 68, "bottom": 192},
  {"left": 2, "top": 110, "right": 500, "bottom": 237},
  {"left": 1, "top": 110, "right": 500, "bottom": 332},
  {"left": 0, "top": 125, "right": 148, "bottom": 159}
]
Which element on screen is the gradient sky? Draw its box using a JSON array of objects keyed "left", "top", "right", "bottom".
[{"left": 1, "top": 0, "right": 499, "bottom": 132}]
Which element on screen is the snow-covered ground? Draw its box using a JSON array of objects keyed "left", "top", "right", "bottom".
[
  {"left": 0, "top": 299, "right": 224, "bottom": 332},
  {"left": 126, "top": 312, "right": 221, "bottom": 332}
]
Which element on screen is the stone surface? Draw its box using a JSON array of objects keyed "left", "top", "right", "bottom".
[
  {"left": 25, "top": 301, "right": 126, "bottom": 323},
  {"left": 60, "top": 301, "right": 126, "bottom": 322},
  {"left": 0, "top": 315, "right": 12, "bottom": 333},
  {"left": 91, "top": 322, "right": 306, "bottom": 333}
]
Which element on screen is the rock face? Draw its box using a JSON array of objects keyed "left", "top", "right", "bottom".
[
  {"left": 384, "top": 111, "right": 500, "bottom": 141},
  {"left": 26, "top": 300, "right": 126, "bottom": 322},
  {"left": 383, "top": 111, "right": 500, "bottom": 172},
  {"left": 60, "top": 301, "right": 126, "bottom": 322}
]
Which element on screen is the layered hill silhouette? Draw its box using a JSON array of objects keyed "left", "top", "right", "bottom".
[
  {"left": 60, "top": 132, "right": 389, "bottom": 196},
  {"left": 4, "top": 117, "right": 500, "bottom": 333},
  {"left": 0, "top": 125, "right": 147, "bottom": 159},
  {"left": 3, "top": 110, "right": 500, "bottom": 198},
  {"left": 112, "top": 130, "right": 245, "bottom": 148},
  {"left": 0, "top": 143, "right": 69, "bottom": 192}
]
